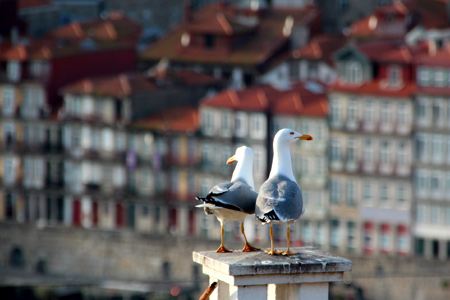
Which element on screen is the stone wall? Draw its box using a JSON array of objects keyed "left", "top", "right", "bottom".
[{"left": 1, "top": 223, "right": 450, "bottom": 300}]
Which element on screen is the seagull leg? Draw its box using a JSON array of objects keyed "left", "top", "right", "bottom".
[
  {"left": 240, "top": 222, "right": 260, "bottom": 252},
  {"left": 216, "top": 221, "right": 232, "bottom": 253},
  {"left": 282, "top": 223, "right": 294, "bottom": 256},
  {"left": 265, "top": 223, "right": 282, "bottom": 255}
]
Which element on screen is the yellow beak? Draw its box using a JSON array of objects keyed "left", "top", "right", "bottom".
[
  {"left": 299, "top": 134, "right": 313, "bottom": 141},
  {"left": 226, "top": 155, "right": 237, "bottom": 165}
]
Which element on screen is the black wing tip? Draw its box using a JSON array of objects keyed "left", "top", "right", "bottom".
[
  {"left": 256, "top": 210, "right": 280, "bottom": 223},
  {"left": 196, "top": 196, "right": 206, "bottom": 202}
]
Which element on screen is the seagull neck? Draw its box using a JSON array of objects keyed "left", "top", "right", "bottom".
[
  {"left": 231, "top": 156, "right": 254, "bottom": 189},
  {"left": 269, "top": 142, "right": 296, "bottom": 182}
]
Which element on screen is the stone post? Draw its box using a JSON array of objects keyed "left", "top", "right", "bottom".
[{"left": 193, "top": 247, "right": 351, "bottom": 300}]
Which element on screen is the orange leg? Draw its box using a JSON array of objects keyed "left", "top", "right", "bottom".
[
  {"left": 241, "top": 222, "right": 260, "bottom": 252},
  {"left": 265, "top": 223, "right": 282, "bottom": 255},
  {"left": 282, "top": 223, "right": 295, "bottom": 256},
  {"left": 216, "top": 222, "right": 231, "bottom": 253}
]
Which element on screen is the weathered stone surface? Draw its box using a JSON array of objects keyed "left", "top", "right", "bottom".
[{"left": 193, "top": 247, "right": 352, "bottom": 277}]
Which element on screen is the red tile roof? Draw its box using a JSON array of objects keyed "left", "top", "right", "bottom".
[
  {"left": 49, "top": 13, "right": 141, "bottom": 42},
  {"left": 355, "top": 40, "right": 426, "bottom": 63},
  {"left": 349, "top": 0, "right": 450, "bottom": 38},
  {"left": 272, "top": 82, "right": 328, "bottom": 117},
  {"left": 330, "top": 80, "right": 416, "bottom": 98},
  {"left": 292, "top": 34, "right": 347, "bottom": 64},
  {"left": 61, "top": 73, "right": 156, "bottom": 97},
  {"left": 132, "top": 107, "right": 199, "bottom": 133},
  {"left": 0, "top": 15, "right": 141, "bottom": 61},
  {"left": 202, "top": 81, "right": 327, "bottom": 117},
  {"left": 415, "top": 46, "right": 450, "bottom": 67},
  {"left": 141, "top": 3, "right": 319, "bottom": 67}
]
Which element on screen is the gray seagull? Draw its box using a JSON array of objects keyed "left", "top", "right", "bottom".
[
  {"left": 256, "top": 128, "right": 313, "bottom": 255},
  {"left": 196, "top": 146, "right": 259, "bottom": 253}
]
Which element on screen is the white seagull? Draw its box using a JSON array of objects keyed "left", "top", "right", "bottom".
[
  {"left": 256, "top": 128, "right": 313, "bottom": 255},
  {"left": 196, "top": 146, "right": 259, "bottom": 253}
]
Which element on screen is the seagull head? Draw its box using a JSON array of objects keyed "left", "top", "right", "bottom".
[
  {"left": 274, "top": 128, "right": 313, "bottom": 144},
  {"left": 226, "top": 145, "right": 253, "bottom": 165}
]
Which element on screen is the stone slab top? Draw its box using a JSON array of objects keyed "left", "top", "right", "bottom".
[{"left": 193, "top": 247, "right": 352, "bottom": 277}]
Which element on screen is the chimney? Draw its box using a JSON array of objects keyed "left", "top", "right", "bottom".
[{"left": 184, "top": 0, "right": 192, "bottom": 24}]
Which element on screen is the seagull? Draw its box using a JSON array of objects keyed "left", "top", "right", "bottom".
[
  {"left": 255, "top": 128, "right": 313, "bottom": 255},
  {"left": 196, "top": 146, "right": 259, "bottom": 253}
]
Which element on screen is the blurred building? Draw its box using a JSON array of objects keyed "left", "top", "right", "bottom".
[
  {"left": 141, "top": 2, "right": 320, "bottom": 89},
  {"left": 328, "top": 40, "right": 418, "bottom": 255},
  {"left": 58, "top": 69, "right": 219, "bottom": 233},
  {"left": 0, "top": 15, "right": 141, "bottom": 226},
  {"left": 414, "top": 46, "right": 450, "bottom": 260}
]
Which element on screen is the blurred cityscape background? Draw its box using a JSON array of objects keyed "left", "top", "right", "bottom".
[{"left": 1, "top": 0, "right": 450, "bottom": 299}]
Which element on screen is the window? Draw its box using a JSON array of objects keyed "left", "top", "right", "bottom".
[
  {"left": 330, "top": 139, "right": 341, "bottom": 162},
  {"left": 347, "top": 99, "right": 357, "bottom": 125},
  {"left": 363, "top": 139, "right": 373, "bottom": 163},
  {"left": 433, "top": 68, "right": 446, "bottom": 87},
  {"left": 204, "top": 34, "right": 215, "bottom": 49},
  {"left": 201, "top": 109, "right": 214, "bottom": 135},
  {"left": 396, "top": 184, "right": 406, "bottom": 203},
  {"left": 302, "top": 221, "right": 312, "bottom": 243},
  {"left": 346, "top": 61, "right": 362, "bottom": 84},
  {"left": 380, "top": 183, "right": 389, "bottom": 203},
  {"left": 347, "top": 138, "right": 356, "bottom": 162},
  {"left": 3, "top": 121, "right": 15, "bottom": 147},
  {"left": 330, "top": 220, "right": 340, "bottom": 249},
  {"left": 418, "top": 67, "right": 431, "bottom": 86},
  {"left": 364, "top": 100, "right": 375, "bottom": 126},
  {"left": 330, "top": 99, "right": 341, "bottom": 126},
  {"left": 416, "top": 100, "right": 427, "bottom": 122},
  {"left": 346, "top": 181, "right": 356, "bottom": 206},
  {"left": 387, "top": 65, "right": 402, "bottom": 86},
  {"left": 7, "top": 61, "right": 21, "bottom": 81},
  {"left": 379, "top": 226, "right": 390, "bottom": 251},
  {"left": 363, "top": 181, "right": 372, "bottom": 204},
  {"left": 397, "top": 141, "right": 407, "bottom": 165},
  {"left": 235, "top": 112, "right": 247, "bottom": 137},
  {"left": 380, "top": 140, "right": 390, "bottom": 164},
  {"left": 330, "top": 180, "right": 340, "bottom": 204},
  {"left": 2, "top": 87, "right": 15, "bottom": 116},
  {"left": 347, "top": 221, "right": 355, "bottom": 251},
  {"left": 397, "top": 103, "right": 407, "bottom": 127},
  {"left": 102, "top": 128, "right": 114, "bottom": 151},
  {"left": 415, "top": 134, "right": 426, "bottom": 162},
  {"left": 4, "top": 156, "right": 17, "bottom": 185}
]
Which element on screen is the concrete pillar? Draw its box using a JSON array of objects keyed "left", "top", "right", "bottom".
[{"left": 193, "top": 248, "right": 351, "bottom": 300}]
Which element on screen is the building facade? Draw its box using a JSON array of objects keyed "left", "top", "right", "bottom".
[
  {"left": 328, "top": 40, "right": 416, "bottom": 255},
  {"left": 414, "top": 48, "right": 450, "bottom": 260}
]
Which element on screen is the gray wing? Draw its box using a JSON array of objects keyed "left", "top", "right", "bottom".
[
  {"left": 255, "top": 175, "right": 303, "bottom": 223},
  {"left": 197, "top": 180, "right": 258, "bottom": 214}
]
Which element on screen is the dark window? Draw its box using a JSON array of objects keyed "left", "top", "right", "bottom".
[
  {"left": 9, "top": 246, "right": 25, "bottom": 268},
  {"left": 415, "top": 238, "right": 424, "bottom": 256},
  {"left": 162, "top": 261, "right": 171, "bottom": 281},
  {"left": 447, "top": 241, "right": 450, "bottom": 258},
  {"left": 127, "top": 203, "right": 135, "bottom": 229},
  {"left": 115, "top": 99, "right": 123, "bottom": 120},
  {"left": 432, "top": 240, "right": 439, "bottom": 258},
  {"left": 57, "top": 197, "right": 64, "bottom": 222},
  {"left": 204, "top": 34, "right": 216, "bottom": 49},
  {"left": 5, "top": 193, "right": 14, "bottom": 220}
]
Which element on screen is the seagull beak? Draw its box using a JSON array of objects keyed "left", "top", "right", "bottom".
[
  {"left": 226, "top": 155, "right": 237, "bottom": 165},
  {"left": 299, "top": 134, "right": 313, "bottom": 141}
]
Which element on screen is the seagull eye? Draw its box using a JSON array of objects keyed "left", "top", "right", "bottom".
[{"left": 289, "top": 132, "right": 295, "bottom": 135}]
